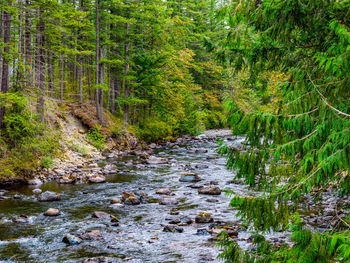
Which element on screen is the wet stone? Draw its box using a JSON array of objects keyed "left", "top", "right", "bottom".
[
  {"left": 156, "top": 188, "right": 172, "bottom": 195},
  {"left": 196, "top": 228, "right": 210, "bottom": 235},
  {"left": 32, "top": 189, "right": 42, "bottom": 194},
  {"left": 179, "top": 173, "right": 201, "bottom": 182},
  {"left": 82, "top": 230, "right": 103, "bottom": 240},
  {"left": 163, "top": 225, "right": 184, "bottom": 233},
  {"left": 198, "top": 187, "right": 221, "bottom": 195},
  {"left": 159, "top": 197, "right": 179, "bottom": 205},
  {"left": 110, "top": 198, "right": 122, "bottom": 204},
  {"left": 195, "top": 213, "right": 213, "bottom": 223},
  {"left": 38, "top": 191, "right": 61, "bottom": 202},
  {"left": 27, "top": 179, "right": 43, "bottom": 185},
  {"left": 62, "top": 234, "right": 82, "bottom": 245},
  {"left": 12, "top": 215, "right": 29, "bottom": 223},
  {"left": 92, "top": 211, "right": 110, "bottom": 219},
  {"left": 44, "top": 208, "right": 60, "bottom": 216},
  {"left": 88, "top": 175, "right": 106, "bottom": 183}
]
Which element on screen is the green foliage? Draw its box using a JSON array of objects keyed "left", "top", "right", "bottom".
[
  {"left": 40, "top": 156, "right": 54, "bottom": 169},
  {"left": 86, "top": 125, "right": 106, "bottom": 150},
  {"left": 214, "top": 0, "right": 350, "bottom": 261},
  {"left": 137, "top": 119, "right": 173, "bottom": 142}
]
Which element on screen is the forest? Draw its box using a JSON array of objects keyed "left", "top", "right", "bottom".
[{"left": 0, "top": 0, "right": 350, "bottom": 262}]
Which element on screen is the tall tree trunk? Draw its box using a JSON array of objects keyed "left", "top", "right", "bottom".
[
  {"left": 47, "top": 52, "right": 54, "bottom": 97},
  {"left": 87, "top": 58, "right": 92, "bottom": 100},
  {"left": 16, "top": 0, "right": 24, "bottom": 89},
  {"left": 60, "top": 54, "right": 64, "bottom": 101},
  {"left": 0, "top": 11, "right": 4, "bottom": 91},
  {"left": 110, "top": 72, "right": 115, "bottom": 115},
  {"left": 36, "top": 10, "right": 45, "bottom": 122},
  {"left": 78, "top": 57, "right": 83, "bottom": 106},
  {"left": 123, "top": 21, "right": 130, "bottom": 125},
  {"left": 0, "top": 1, "right": 11, "bottom": 128},
  {"left": 25, "top": 0, "right": 32, "bottom": 87},
  {"left": 95, "top": 0, "right": 101, "bottom": 124}
]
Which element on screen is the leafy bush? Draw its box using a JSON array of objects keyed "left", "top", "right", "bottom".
[
  {"left": 41, "top": 156, "right": 54, "bottom": 169},
  {"left": 86, "top": 125, "right": 106, "bottom": 150},
  {"left": 137, "top": 119, "right": 172, "bottom": 142}
]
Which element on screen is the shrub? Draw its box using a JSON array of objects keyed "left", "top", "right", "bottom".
[
  {"left": 86, "top": 125, "right": 106, "bottom": 150},
  {"left": 41, "top": 156, "right": 54, "bottom": 169},
  {"left": 137, "top": 119, "right": 172, "bottom": 142}
]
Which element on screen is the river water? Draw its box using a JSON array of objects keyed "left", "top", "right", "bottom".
[{"left": 0, "top": 131, "right": 287, "bottom": 262}]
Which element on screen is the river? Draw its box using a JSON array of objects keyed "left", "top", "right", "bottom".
[{"left": 0, "top": 130, "right": 288, "bottom": 262}]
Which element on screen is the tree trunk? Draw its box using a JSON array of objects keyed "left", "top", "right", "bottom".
[
  {"left": 0, "top": 1, "right": 11, "bottom": 128},
  {"left": 110, "top": 72, "right": 115, "bottom": 115},
  {"left": 25, "top": 0, "right": 32, "bottom": 87},
  {"left": 123, "top": 21, "right": 130, "bottom": 125},
  {"left": 95, "top": 0, "right": 101, "bottom": 124},
  {"left": 36, "top": 10, "right": 45, "bottom": 122},
  {"left": 47, "top": 52, "right": 54, "bottom": 97},
  {"left": 60, "top": 54, "right": 64, "bottom": 101},
  {"left": 16, "top": 0, "right": 24, "bottom": 89},
  {"left": 0, "top": 11, "right": 4, "bottom": 91}
]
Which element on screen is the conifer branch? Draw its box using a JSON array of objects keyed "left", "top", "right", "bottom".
[{"left": 308, "top": 74, "right": 350, "bottom": 118}]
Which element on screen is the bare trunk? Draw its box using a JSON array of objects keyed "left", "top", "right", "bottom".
[
  {"left": 123, "top": 21, "right": 130, "bottom": 125},
  {"left": 25, "top": 0, "right": 32, "bottom": 87},
  {"left": 0, "top": 1, "right": 11, "bottom": 128},
  {"left": 60, "top": 55, "right": 64, "bottom": 101},
  {"left": 36, "top": 10, "right": 45, "bottom": 123},
  {"left": 110, "top": 72, "right": 115, "bottom": 115},
  {"left": 16, "top": 0, "right": 24, "bottom": 89},
  {"left": 78, "top": 57, "right": 83, "bottom": 106},
  {"left": 95, "top": 0, "right": 101, "bottom": 124},
  {"left": 48, "top": 52, "right": 54, "bottom": 96},
  {"left": 0, "top": 11, "right": 4, "bottom": 91}
]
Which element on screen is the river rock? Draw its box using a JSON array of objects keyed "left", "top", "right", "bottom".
[
  {"left": 156, "top": 188, "right": 172, "bottom": 195},
  {"left": 32, "top": 189, "right": 42, "bottom": 194},
  {"left": 124, "top": 196, "right": 141, "bottom": 205},
  {"left": 198, "top": 186, "right": 221, "bottom": 195},
  {"left": 180, "top": 216, "right": 193, "bottom": 225},
  {"left": 12, "top": 215, "right": 29, "bottom": 223},
  {"left": 195, "top": 164, "right": 209, "bottom": 169},
  {"left": 195, "top": 148, "right": 208, "bottom": 153},
  {"left": 27, "top": 179, "right": 43, "bottom": 185},
  {"left": 92, "top": 211, "right": 110, "bottom": 219},
  {"left": 82, "top": 230, "right": 103, "bottom": 240},
  {"left": 88, "top": 175, "right": 106, "bottom": 183},
  {"left": 63, "top": 234, "right": 82, "bottom": 245},
  {"left": 58, "top": 176, "right": 75, "bottom": 184},
  {"left": 146, "top": 156, "right": 168, "bottom": 164},
  {"left": 163, "top": 225, "right": 184, "bottom": 233},
  {"left": 82, "top": 257, "right": 110, "bottom": 263},
  {"left": 110, "top": 198, "right": 122, "bottom": 204},
  {"left": 196, "top": 228, "right": 210, "bottom": 235},
  {"left": 195, "top": 213, "right": 213, "bottom": 223},
  {"left": 159, "top": 197, "right": 179, "bottom": 205},
  {"left": 121, "top": 192, "right": 141, "bottom": 205},
  {"left": 38, "top": 191, "right": 61, "bottom": 202},
  {"left": 179, "top": 173, "right": 201, "bottom": 182},
  {"left": 44, "top": 208, "right": 60, "bottom": 216},
  {"left": 206, "top": 154, "right": 218, "bottom": 160}
]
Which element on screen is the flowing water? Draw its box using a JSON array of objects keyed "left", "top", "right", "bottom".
[{"left": 0, "top": 131, "right": 288, "bottom": 263}]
